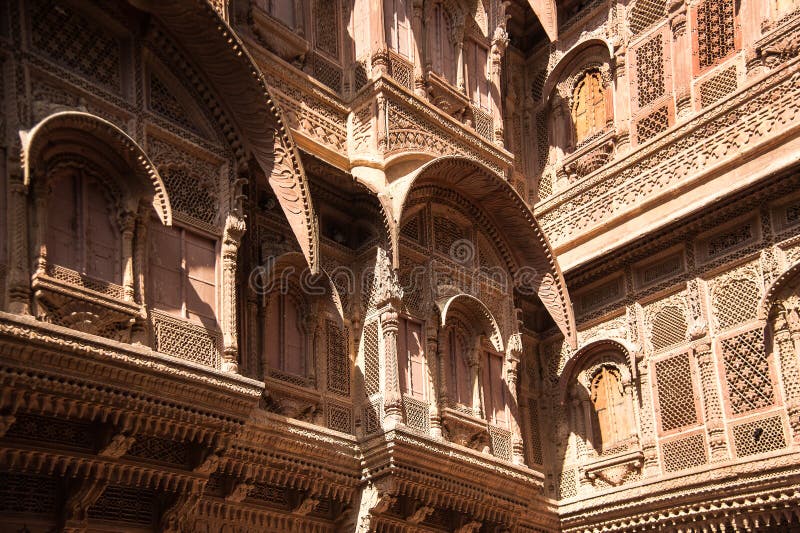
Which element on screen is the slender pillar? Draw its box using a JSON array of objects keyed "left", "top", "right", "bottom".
[
  {"left": 668, "top": 0, "right": 692, "bottom": 118},
  {"left": 695, "top": 341, "right": 729, "bottom": 461},
  {"left": 119, "top": 210, "right": 136, "bottom": 302},
  {"left": 427, "top": 324, "right": 443, "bottom": 438},
  {"left": 411, "top": 0, "right": 426, "bottom": 97},
  {"left": 776, "top": 303, "right": 800, "bottom": 442},
  {"left": 505, "top": 356, "right": 524, "bottom": 464},
  {"left": 381, "top": 307, "right": 403, "bottom": 426},
  {"left": 221, "top": 213, "right": 246, "bottom": 373}
]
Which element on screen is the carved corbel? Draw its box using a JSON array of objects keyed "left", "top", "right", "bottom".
[
  {"left": 160, "top": 491, "right": 200, "bottom": 533},
  {"left": 407, "top": 504, "right": 435, "bottom": 524},
  {"left": 225, "top": 481, "right": 254, "bottom": 503},
  {"left": 62, "top": 478, "right": 109, "bottom": 533},
  {"left": 0, "top": 414, "right": 16, "bottom": 438},
  {"left": 354, "top": 482, "right": 398, "bottom": 533},
  {"left": 98, "top": 433, "right": 136, "bottom": 459},
  {"left": 293, "top": 495, "right": 320, "bottom": 516},
  {"left": 456, "top": 520, "right": 483, "bottom": 533},
  {"left": 686, "top": 279, "right": 708, "bottom": 339}
]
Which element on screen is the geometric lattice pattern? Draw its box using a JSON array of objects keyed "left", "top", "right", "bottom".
[
  {"left": 311, "top": 52, "right": 343, "bottom": 93},
  {"left": 5, "top": 414, "right": 94, "bottom": 450},
  {"left": 707, "top": 224, "right": 752, "bottom": 258},
  {"left": 45, "top": 263, "right": 126, "bottom": 300},
  {"left": 697, "top": 0, "right": 736, "bottom": 70},
  {"left": 30, "top": 0, "right": 121, "bottom": 92},
  {"left": 390, "top": 54, "right": 414, "bottom": 91},
  {"left": 152, "top": 311, "right": 222, "bottom": 368},
  {"left": 629, "top": 0, "right": 666, "bottom": 36},
  {"left": 126, "top": 435, "right": 190, "bottom": 466},
  {"left": 248, "top": 482, "right": 290, "bottom": 508},
  {"left": 326, "top": 320, "right": 351, "bottom": 396},
  {"left": 149, "top": 74, "right": 204, "bottom": 136},
  {"left": 88, "top": 485, "right": 157, "bottom": 525},
  {"left": 636, "top": 35, "right": 666, "bottom": 108},
  {"left": 528, "top": 398, "right": 544, "bottom": 465},
  {"left": 403, "top": 395, "right": 430, "bottom": 433},
  {"left": 699, "top": 66, "right": 738, "bottom": 108},
  {"left": 662, "top": 433, "right": 708, "bottom": 472},
  {"left": 655, "top": 353, "right": 698, "bottom": 431},
  {"left": 160, "top": 166, "right": 218, "bottom": 226},
  {"left": 363, "top": 321, "right": 381, "bottom": 397},
  {"left": 314, "top": 0, "right": 339, "bottom": 57},
  {"left": 732, "top": 415, "right": 786, "bottom": 458},
  {"left": 0, "top": 473, "right": 58, "bottom": 516},
  {"left": 713, "top": 279, "right": 760, "bottom": 330},
  {"left": 636, "top": 105, "right": 670, "bottom": 143},
  {"left": 650, "top": 305, "right": 688, "bottom": 352},
  {"left": 558, "top": 469, "right": 577, "bottom": 499},
  {"left": 434, "top": 216, "right": 466, "bottom": 258},
  {"left": 489, "top": 426, "right": 512, "bottom": 462},
  {"left": 363, "top": 400, "right": 382, "bottom": 434},
  {"left": 327, "top": 403, "right": 353, "bottom": 434},
  {"left": 721, "top": 329, "right": 775, "bottom": 415},
  {"left": 473, "top": 106, "right": 494, "bottom": 141}
]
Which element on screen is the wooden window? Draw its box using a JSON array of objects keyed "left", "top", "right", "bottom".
[
  {"left": 482, "top": 351, "right": 508, "bottom": 427},
  {"left": 590, "top": 366, "right": 632, "bottom": 451},
  {"left": 268, "top": 0, "right": 296, "bottom": 29},
  {"left": 572, "top": 70, "right": 606, "bottom": 144},
  {"left": 384, "top": 0, "right": 413, "bottom": 59},
  {"left": 448, "top": 328, "right": 472, "bottom": 407},
  {"left": 47, "top": 172, "right": 120, "bottom": 283},
  {"left": 431, "top": 4, "right": 455, "bottom": 82},
  {"left": 266, "top": 291, "right": 307, "bottom": 377},
  {"left": 150, "top": 223, "right": 217, "bottom": 327},
  {"left": 398, "top": 317, "right": 425, "bottom": 400},
  {"left": 466, "top": 40, "right": 489, "bottom": 109}
]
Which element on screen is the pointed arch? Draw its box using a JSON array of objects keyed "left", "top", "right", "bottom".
[
  {"left": 392, "top": 156, "right": 577, "bottom": 347},
  {"left": 439, "top": 293, "right": 504, "bottom": 352},
  {"left": 558, "top": 338, "right": 635, "bottom": 405},
  {"left": 20, "top": 111, "right": 172, "bottom": 226},
  {"left": 136, "top": 0, "right": 319, "bottom": 272}
]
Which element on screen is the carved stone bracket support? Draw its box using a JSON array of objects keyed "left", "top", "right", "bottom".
[
  {"left": 62, "top": 478, "right": 109, "bottom": 533},
  {"left": 694, "top": 341, "right": 729, "bottom": 461}
]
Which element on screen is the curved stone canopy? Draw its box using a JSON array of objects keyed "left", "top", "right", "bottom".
[
  {"left": 391, "top": 156, "right": 577, "bottom": 347},
  {"left": 130, "top": 0, "right": 319, "bottom": 272},
  {"left": 20, "top": 110, "right": 172, "bottom": 226}
]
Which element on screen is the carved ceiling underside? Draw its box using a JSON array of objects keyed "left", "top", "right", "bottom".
[
  {"left": 392, "top": 156, "right": 577, "bottom": 347},
  {"left": 20, "top": 111, "right": 173, "bottom": 226},
  {"left": 134, "top": 0, "right": 319, "bottom": 272},
  {"left": 528, "top": 0, "right": 558, "bottom": 42}
]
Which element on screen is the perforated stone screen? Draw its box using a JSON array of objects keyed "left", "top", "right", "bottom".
[
  {"left": 662, "top": 433, "right": 708, "bottom": 472},
  {"left": 721, "top": 329, "right": 775, "bottom": 415},
  {"left": 655, "top": 353, "right": 698, "bottom": 431},
  {"left": 732, "top": 415, "right": 786, "bottom": 458}
]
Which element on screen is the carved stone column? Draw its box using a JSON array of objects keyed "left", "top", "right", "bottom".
[
  {"left": 6, "top": 169, "right": 31, "bottom": 314},
  {"left": 612, "top": 42, "right": 632, "bottom": 154},
  {"left": 221, "top": 213, "right": 246, "bottom": 373},
  {"left": 369, "top": 0, "right": 389, "bottom": 77},
  {"left": 119, "top": 209, "right": 137, "bottom": 302},
  {"left": 490, "top": 27, "right": 509, "bottom": 146},
  {"left": 411, "top": 0, "right": 426, "bottom": 98},
  {"left": 505, "top": 355, "right": 524, "bottom": 464},
  {"left": 32, "top": 181, "right": 48, "bottom": 279},
  {"left": 694, "top": 341, "right": 729, "bottom": 461},
  {"left": 468, "top": 344, "right": 482, "bottom": 418},
  {"left": 668, "top": 0, "right": 693, "bottom": 118},
  {"left": 455, "top": 25, "right": 465, "bottom": 92},
  {"left": 636, "top": 352, "right": 660, "bottom": 476},
  {"left": 776, "top": 303, "right": 800, "bottom": 442},
  {"left": 381, "top": 308, "right": 403, "bottom": 427},
  {"left": 427, "top": 324, "right": 443, "bottom": 438}
]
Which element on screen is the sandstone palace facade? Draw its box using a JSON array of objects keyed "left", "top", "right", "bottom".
[{"left": 1, "top": 0, "right": 800, "bottom": 531}]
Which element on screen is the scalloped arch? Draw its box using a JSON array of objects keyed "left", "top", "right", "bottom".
[
  {"left": 391, "top": 155, "right": 577, "bottom": 348},
  {"left": 439, "top": 293, "right": 504, "bottom": 352},
  {"left": 136, "top": 0, "right": 319, "bottom": 273},
  {"left": 20, "top": 111, "right": 172, "bottom": 226}
]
